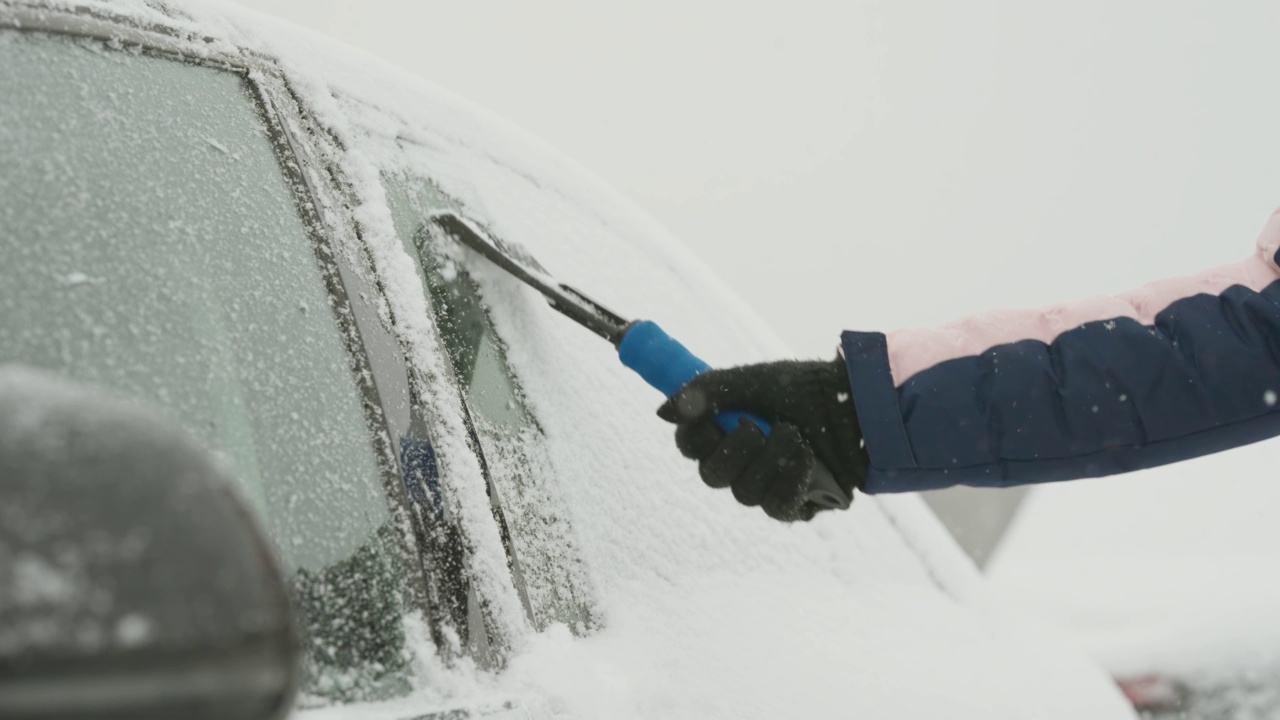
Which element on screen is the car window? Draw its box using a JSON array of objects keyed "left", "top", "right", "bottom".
[
  {"left": 0, "top": 31, "right": 415, "bottom": 703},
  {"left": 383, "top": 179, "right": 596, "bottom": 634}
]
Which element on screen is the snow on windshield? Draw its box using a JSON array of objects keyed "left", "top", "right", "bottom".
[{"left": 16, "top": 1, "right": 1136, "bottom": 717}]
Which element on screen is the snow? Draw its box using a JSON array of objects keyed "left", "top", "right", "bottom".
[
  {"left": 989, "top": 439, "right": 1280, "bottom": 680},
  {"left": 203, "top": 136, "right": 231, "bottom": 154},
  {"left": 10, "top": 552, "right": 80, "bottom": 607},
  {"left": 5, "top": 2, "right": 1136, "bottom": 718},
  {"left": 114, "top": 613, "right": 153, "bottom": 647},
  {"left": 58, "top": 271, "right": 102, "bottom": 287}
]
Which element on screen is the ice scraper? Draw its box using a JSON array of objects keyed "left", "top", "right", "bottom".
[{"left": 430, "top": 211, "right": 852, "bottom": 511}]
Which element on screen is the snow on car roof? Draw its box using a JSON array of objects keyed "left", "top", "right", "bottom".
[{"left": 6, "top": 1, "right": 1136, "bottom": 717}]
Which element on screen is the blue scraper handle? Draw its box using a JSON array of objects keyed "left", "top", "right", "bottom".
[{"left": 618, "top": 320, "right": 852, "bottom": 510}]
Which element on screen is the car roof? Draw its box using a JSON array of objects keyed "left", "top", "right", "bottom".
[{"left": 3, "top": 2, "right": 1136, "bottom": 717}]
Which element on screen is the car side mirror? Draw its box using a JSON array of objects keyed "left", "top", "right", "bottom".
[{"left": 0, "top": 366, "right": 300, "bottom": 720}]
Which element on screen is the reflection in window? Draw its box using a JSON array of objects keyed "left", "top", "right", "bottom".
[{"left": 0, "top": 32, "right": 413, "bottom": 703}]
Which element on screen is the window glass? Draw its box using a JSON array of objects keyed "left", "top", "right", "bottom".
[
  {"left": 0, "top": 31, "right": 413, "bottom": 703},
  {"left": 384, "top": 180, "right": 596, "bottom": 633}
]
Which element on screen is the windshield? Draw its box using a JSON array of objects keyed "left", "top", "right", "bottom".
[{"left": 0, "top": 30, "right": 415, "bottom": 703}]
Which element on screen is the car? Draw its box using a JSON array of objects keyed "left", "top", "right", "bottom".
[
  {"left": 0, "top": 1, "right": 1142, "bottom": 717},
  {"left": 988, "top": 439, "right": 1280, "bottom": 718}
]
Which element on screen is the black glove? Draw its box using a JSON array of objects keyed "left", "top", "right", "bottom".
[{"left": 657, "top": 358, "right": 868, "bottom": 522}]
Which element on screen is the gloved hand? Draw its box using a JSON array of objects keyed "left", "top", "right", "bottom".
[{"left": 657, "top": 358, "right": 868, "bottom": 522}]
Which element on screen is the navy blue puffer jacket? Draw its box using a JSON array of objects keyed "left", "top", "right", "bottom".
[{"left": 844, "top": 208, "right": 1280, "bottom": 493}]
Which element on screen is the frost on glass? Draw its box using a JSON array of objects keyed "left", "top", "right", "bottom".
[
  {"left": 383, "top": 180, "right": 596, "bottom": 634},
  {"left": 0, "top": 32, "right": 411, "bottom": 702}
]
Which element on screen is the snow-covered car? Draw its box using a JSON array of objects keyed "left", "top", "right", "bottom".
[
  {"left": 0, "top": 1, "right": 1142, "bottom": 717},
  {"left": 988, "top": 440, "right": 1280, "bottom": 718}
]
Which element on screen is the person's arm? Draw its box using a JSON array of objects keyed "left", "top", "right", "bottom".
[
  {"left": 660, "top": 208, "right": 1280, "bottom": 520},
  {"left": 846, "top": 208, "right": 1280, "bottom": 493}
]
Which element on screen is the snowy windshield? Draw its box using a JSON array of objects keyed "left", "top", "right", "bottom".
[{"left": 0, "top": 30, "right": 412, "bottom": 702}]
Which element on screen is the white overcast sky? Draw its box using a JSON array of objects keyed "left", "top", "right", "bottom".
[{"left": 232, "top": 0, "right": 1280, "bottom": 358}]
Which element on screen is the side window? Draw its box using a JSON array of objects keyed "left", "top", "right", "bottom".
[
  {"left": 0, "top": 31, "right": 418, "bottom": 704},
  {"left": 384, "top": 179, "right": 596, "bottom": 634}
]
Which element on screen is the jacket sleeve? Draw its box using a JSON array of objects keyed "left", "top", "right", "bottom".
[{"left": 843, "top": 208, "right": 1280, "bottom": 494}]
